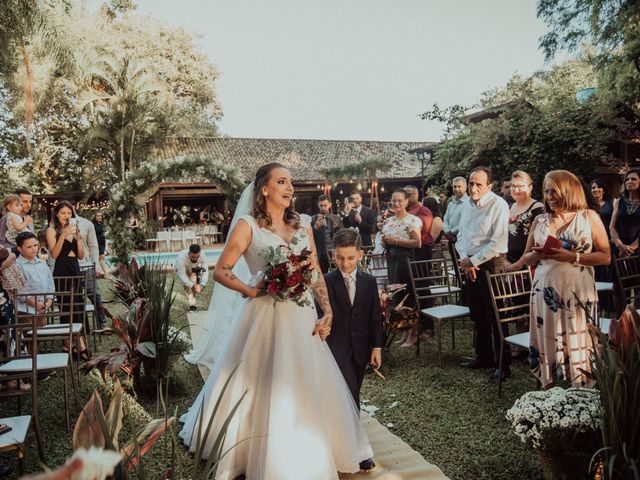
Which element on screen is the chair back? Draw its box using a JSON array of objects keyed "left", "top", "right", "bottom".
[
  {"left": 52, "top": 273, "right": 87, "bottom": 328},
  {"left": 158, "top": 231, "right": 171, "bottom": 241},
  {"left": 0, "top": 306, "right": 39, "bottom": 400},
  {"left": 13, "top": 288, "right": 76, "bottom": 343},
  {"left": 407, "top": 258, "right": 454, "bottom": 309},
  {"left": 613, "top": 254, "right": 640, "bottom": 311},
  {"left": 484, "top": 269, "right": 532, "bottom": 335},
  {"left": 363, "top": 253, "right": 388, "bottom": 289}
]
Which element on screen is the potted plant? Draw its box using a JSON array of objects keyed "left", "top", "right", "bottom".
[{"left": 506, "top": 387, "right": 602, "bottom": 480}]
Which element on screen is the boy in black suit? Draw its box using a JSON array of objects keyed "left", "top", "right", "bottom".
[{"left": 323, "top": 228, "right": 383, "bottom": 471}]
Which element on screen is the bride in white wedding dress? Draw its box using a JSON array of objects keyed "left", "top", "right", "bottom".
[{"left": 179, "top": 163, "right": 373, "bottom": 480}]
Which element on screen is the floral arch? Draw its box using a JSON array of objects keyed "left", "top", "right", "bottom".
[{"left": 106, "top": 155, "right": 245, "bottom": 264}]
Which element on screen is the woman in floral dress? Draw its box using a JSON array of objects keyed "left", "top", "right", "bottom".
[
  {"left": 523, "top": 170, "right": 610, "bottom": 388},
  {"left": 381, "top": 189, "right": 422, "bottom": 346}
]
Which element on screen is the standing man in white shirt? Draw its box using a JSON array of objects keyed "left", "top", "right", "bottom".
[
  {"left": 442, "top": 177, "right": 468, "bottom": 242},
  {"left": 176, "top": 244, "right": 209, "bottom": 310},
  {"left": 456, "top": 166, "right": 510, "bottom": 383}
]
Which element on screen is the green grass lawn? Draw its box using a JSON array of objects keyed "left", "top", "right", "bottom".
[{"left": 1, "top": 277, "right": 544, "bottom": 479}]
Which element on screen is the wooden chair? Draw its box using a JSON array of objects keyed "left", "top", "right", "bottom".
[
  {"left": 485, "top": 268, "right": 533, "bottom": 396},
  {"left": 0, "top": 415, "right": 31, "bottom": 475},
  {"left": 613, "top": 253, "right": 640, "bottom": 314},
  {"left": 80, "top": 265, "right": 102, "bottom": 349},
  {"left": 13, "top": 290, "right": 79, "bottom": 411},
  {"left": 0, "top": 306, "right": 73, "bottom": 460},
  {"left": 407, "top": 258, "right": 470, "bottom": 363},
  {"left": 23, "top": 273, "right": 88, "bottom": 385},
  {"left": 363, "top": 253, "right": 389, "bottom": 290}
]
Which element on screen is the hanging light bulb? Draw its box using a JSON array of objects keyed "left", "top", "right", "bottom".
[
  {"left": 380, "top": 185, "right": 385, "bottom": 192},
  {"left": 316, "top": 184, "right": 321, "bottom": 189},
  {"left": 367, "top": 188, "right": 371, "bottom": 193},
  {"left": 357, "top": 183, "right": 362, "bottom": 190},
  {"left": 339, "top": 189, "right": 343, "bottom": 195}
]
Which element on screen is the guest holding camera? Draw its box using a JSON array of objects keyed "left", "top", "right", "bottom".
[
  {"left": 341, "top": 190, "right": 375, "bottom": 247},
  {"left": 311, "top": 194, "right": 343, "bottom": 273},
  {"left": 176, "top": 244, "right": 209, "bottom": 311}
]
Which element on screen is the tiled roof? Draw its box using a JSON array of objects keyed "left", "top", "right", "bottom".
[{"left": 152, "top": 137, "right": 436, "bottom": 182}]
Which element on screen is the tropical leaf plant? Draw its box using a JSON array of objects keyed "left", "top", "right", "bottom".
[{"left": 72, "top": 378, "right": 174, "bottom": 477}]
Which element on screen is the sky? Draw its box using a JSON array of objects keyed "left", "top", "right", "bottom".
[{"left": 96, "top": 0, "right": 558, "bottom": 142}]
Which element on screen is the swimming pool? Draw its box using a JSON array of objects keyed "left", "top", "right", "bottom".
[{"left": 110, "top": 249, "right": 222, "bottom": 268}]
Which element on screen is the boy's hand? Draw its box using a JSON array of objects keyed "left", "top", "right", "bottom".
[{"left": 370, "top": 349, "right": 382, "bottom": 369}]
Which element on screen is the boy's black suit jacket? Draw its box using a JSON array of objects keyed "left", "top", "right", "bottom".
[{"left": 323, "top": 269, "right": 383, "bottom": 367}]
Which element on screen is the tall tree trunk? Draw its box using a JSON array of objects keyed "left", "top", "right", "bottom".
[
  {"left": 129, "top": 127, "right": 136, "bottom": 171},
  {"left": 20, "top": 42, "right": 33, "bottom": 153}
]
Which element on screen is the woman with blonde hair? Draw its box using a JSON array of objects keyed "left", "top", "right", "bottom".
[
  {"left": 523, "top": 170, "right": 610, "bottom": 389},
  {"left": 505, "top": 170, "right": 545, "bottom": 272}
]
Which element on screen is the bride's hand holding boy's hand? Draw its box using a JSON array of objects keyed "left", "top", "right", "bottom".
[{"left": 313, "top": 314, "right": 332, "bottom": 341}]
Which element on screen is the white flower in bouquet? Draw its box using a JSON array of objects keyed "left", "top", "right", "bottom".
[{"left": 506, "top": 387, "right": 601, "bottom": 449}]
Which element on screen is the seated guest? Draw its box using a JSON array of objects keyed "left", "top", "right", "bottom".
[
  {"left": 176, "top": 244, "right": 209, "bottom": 311},
  {"left": 422, "top": 197, "right": 444, "bottom": 259},
  {"left": 311, "top": 194, "right": 343, "bottom": 273},
  {"left": 15, "top": 232, "right": 54, "bottom": 326},
  {"left": 505, "top": 171, "right": 545, "bottom": 273}
]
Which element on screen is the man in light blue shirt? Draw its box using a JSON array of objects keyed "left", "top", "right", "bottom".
[
  {"left": 15, "top": 232, "right": 55, "bottom": 317},
  {"left": 443, "top": 177, "right": 468, "bottom": 242}
]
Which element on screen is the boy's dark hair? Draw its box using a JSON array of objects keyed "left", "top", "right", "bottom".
[
  {"left": 332, "top": 228, "right": 362, "bottom": 250},
  {"left": 188, "top": 244, "right": 201, "bottom": 254},
  {"left": 14, "top": 188, "right": 32, "bottom": 196},
  {"left": 16, "top": 231, "right": 37, "bottom": 247}
]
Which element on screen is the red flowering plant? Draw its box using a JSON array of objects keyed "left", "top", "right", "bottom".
[
  {"left": 260, "top": 235, "right": 317, "bottom": 307},
  {"left": 379, "top": 283, "right": 418, "bottom": 349}
]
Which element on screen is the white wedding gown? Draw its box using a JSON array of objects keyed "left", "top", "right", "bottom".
[{"left": 179, "top": 215, "right": 373, "bottom": 480}]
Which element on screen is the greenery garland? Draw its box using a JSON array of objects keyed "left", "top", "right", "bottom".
[
  {"left": 106, "top": 155, "right": 245, "bottom": 265},
  {"left": 320, "top": 156, "right": 392, "bottom": 185}
]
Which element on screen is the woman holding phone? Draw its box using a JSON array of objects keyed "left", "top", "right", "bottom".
[
  {"left": 47, "top": 200, "right": 88, "bottom": 357},
  {"left": 522, "top": 170, "right": 609, "bottom": 389}
]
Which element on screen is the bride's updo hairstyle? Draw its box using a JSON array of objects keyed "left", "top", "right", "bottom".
[{"left": 252, "top": 162, "right": 300, "bottom": 229}]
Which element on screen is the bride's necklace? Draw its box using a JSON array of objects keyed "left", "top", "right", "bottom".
[{"left": 626, "top": 197, "right": 640, "bottom": 215}]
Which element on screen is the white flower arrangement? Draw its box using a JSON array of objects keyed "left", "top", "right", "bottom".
[{"left": 506, "top": 387, "right": 601, "bottom": 450}]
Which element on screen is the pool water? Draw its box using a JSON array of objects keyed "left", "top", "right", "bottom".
[{"left": 110, "top": 249, "right": 222, "bottom": 268}]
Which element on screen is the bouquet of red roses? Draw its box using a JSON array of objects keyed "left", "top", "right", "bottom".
[{"left": 260, "top": 243, "right": 317, "bottom": 307}]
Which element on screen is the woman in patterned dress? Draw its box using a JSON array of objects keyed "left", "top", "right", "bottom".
[
  {"left": 522, "top": 170, "right": 610, "bottom": 389},
  {"left": 505, "top": 171, "right": 545, "bottom": 273},
  {"left": 610, "top": 168, "right": 640, "bottom": 258}
]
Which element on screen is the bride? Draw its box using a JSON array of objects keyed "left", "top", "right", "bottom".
[{"left": 179, "top": 163, "right": 373, "bottom": 480}]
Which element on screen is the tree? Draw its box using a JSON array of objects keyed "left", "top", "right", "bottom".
[
  {"left": 537, "top": 0, "right": 640, "bottom": 115},
  {"left": 421, "top": 58, "right": 622, "bottom": 191},
  {"left": 78, "top": 51, "right": 168, "bottom": 180},
  {"left": 0, "top": 0, "right": 73, "bottom": 148}
]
